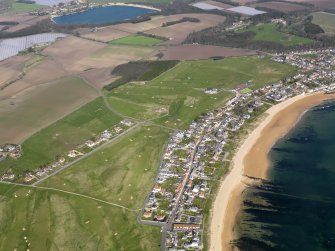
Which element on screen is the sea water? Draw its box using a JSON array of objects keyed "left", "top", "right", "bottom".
[{"left": 234, "top": 100, "right": 335, "bottom": 251}]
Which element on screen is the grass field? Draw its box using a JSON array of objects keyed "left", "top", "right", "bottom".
[
  {"left": 10, "top": 2, "right": 45, "bottom": 13},
  {"left": 312, "top": 12, "right": 335, "bottom": 34},
  {"left": 0, "top": 183, "right": 161, "bottom": 251},
  {"left": 107, "top": 57, "right": 296, "bottom": 129},
  {"left": 110, "top": 35, "right": 163, "bottom": 46},
  {"left": 0, "top": 97, "right": 121, "bottom": 175},
  {"left": 239, "top": 23, "right": 314, "bottom": 46},
  {"left": 43, "top": 125, "right": 170, "bottom": 207},
  {"left": 0, "top": 76, "right": 98, "bottom": 145}
]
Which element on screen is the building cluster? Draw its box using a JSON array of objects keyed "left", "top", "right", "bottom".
[
  {"left": 0, "top": 144, "right": 21, "bottom": 162},
  {"left": 142, "top": 49, "right": 335, "bottom": 250},
  {"left": 0, "top": 119, "right": 134, "bottom": 183}
]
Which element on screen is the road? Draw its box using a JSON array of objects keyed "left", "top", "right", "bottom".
[
  {"left": 0, "top": 180, "right": 138, "bottom": 211},
  {"left": 32, "top": 124, "right": 139, "bottom": 186}
]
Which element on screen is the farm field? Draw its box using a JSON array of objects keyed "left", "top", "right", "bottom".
[
  {"left": 110, "top": 35, "right": 163, "bottom": 46},
  {"left": 312, "top": 12, "right": 335, "bottom": 34},
  {"left": 158, "top": 44, "right": 256, "bottom": 60},
  {"left": 0, "top": 76, "right": 98, "bottom": 145},
  {"left": 251, "top": 1, "right": 309, "bottom": 12},
  {"left": 238, "top": 23, "right": 314, "bottom": 46},
  {"left": 0, "top": 183, "right": 161, "bottom": 251},
  {"left": 107, "top": 56, "right": 296, "bottom": 128},
  {"left": 43, "top": 125, "right": 170, "bottom": 207},
  {"left": 0, "top": 97, "right": 121, "bottom": 175},
  {"left": 10, "top": 2, "right": 46, "bottom": 13}
]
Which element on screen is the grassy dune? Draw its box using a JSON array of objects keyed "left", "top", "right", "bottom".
[
  {"left": 43, "top": 125, "right": 170, "bottom": 208},
  {"left": 0, "top": 183, "right": 161, "bottom": 251},
  {"left": 107, "top": 57, "right": 296, "bottom": 129}
]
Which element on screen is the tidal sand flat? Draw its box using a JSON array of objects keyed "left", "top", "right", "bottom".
[{"left": 209, "top": 92, "right": 335, "bottom": 251}]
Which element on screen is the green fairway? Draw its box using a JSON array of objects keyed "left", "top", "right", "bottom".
[
  {"left": 0, "top": 97, "right": 121, "bottom": 175},
  {"left": 10, "top": 2, "right": 45, "bottom": 13},
  {"left": 312, "top": 12, "right": 335, "bottom": 34},
  {"left": 42, "top": 125, "right": 170, "bottom": 208},
  {"left": 239, "top": 23, "right": 314, "bottom": 46},
  {"left": 0, "top": 183, "right": 161, "bottom": 251},
  {"left": 110, "top": 35, "right": 163, "bottom": 46},
  {"left": 107, "top": 57, "right": 296, "bottom": 129}
]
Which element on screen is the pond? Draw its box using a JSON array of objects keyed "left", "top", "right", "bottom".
[{"left": 52, "top": 5, "right": 158, "bottom": 25}]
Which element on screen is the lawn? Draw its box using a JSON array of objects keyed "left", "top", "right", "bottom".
[
  {"left": 0, "top": 183, "right": 161, "bottom": 251},
  {"left": 10, "top": 2, "right": 45, "bottom": 13},
  {"left": 312, "top": 12, "right": 335, "bottom": 34},
  {"left": 42, "top": 125, "right": 170, "bottom": 208},
  {"left": 107, "top": 56, "right": 296, "bottom": 129},
  {"left": 0, "top": 76, "right": 98, "bottom": 145},
  {"left": 110, "top": 35, "right": 163, "bottom": 46},
  {"left": 239, "top": 23, "right": 314, "bottom": 46},
  {"left": 0, "top": 97, "right": 121, "bottom": 175},
  {"left": 241, "top": 87, "right": 252, "bottom": 94}
]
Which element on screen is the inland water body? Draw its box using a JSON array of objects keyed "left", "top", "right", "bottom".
[
  {"left": 52, "top": 5, "right": 158, "bottom": 25},
  {"left": 235, "top": 100, "right": 335, "bottom": 251}
]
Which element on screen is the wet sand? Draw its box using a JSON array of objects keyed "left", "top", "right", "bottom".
[{"left": 209, "top": 92, "right": 335, "bottom": 251}]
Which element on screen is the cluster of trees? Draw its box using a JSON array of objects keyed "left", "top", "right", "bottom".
[
  {"left": 162, "top": 17, "right": 199, "bottom": 27},
  {"left": 16, "top": 0, "right": 36, "bottom": 4},
  {"left": 184, "top": 10, "right": 335, "bottom": 53}
]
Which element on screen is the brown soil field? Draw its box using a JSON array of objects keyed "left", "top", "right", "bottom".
[
  {"left": 0, "top": 14, "right": 48, "bottom": 33},
  {"left": 74, "top": 44, "right": 156, "bottom": 72},
  {"left": 42, "top": 36, "right": 107, "bottom": 72},
  {"left": 82, "top": 27, "right": 132, "bottom": 42},
  {"left": 252, "top": 1, "right": 310, "bottom": 12},
  {"left": 79, "top": 67, "right": 118, "bottom": 89},
  {"left": 0, "top": 59, "right": 67, "bottom": 99},
  {"left": 229, "top": 0, "right": 259, "bottom": 5},
  {"left": 158, "top": 44, "right": 257, "bottom": 60},
  {"left": 0, "top": 55, "right": 30, "bottom": 87},
  {"left": 143, "top": 14, "right": 226, "bottom": 45},
  {"left": 283, "top": 0, "right": 335, "bottom": 8},
  {"left": 0, "top": 77, "right": 98, "bottom": 144},
  {"left": 202, "top": 0, "right": 234, "bottom": 9}
]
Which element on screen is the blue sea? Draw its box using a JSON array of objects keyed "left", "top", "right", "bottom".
[
  {"left": 234, "top": 100, "right": 335, "bottom": 251},
  {"left": 52, "top": 5, "right": 157, "bottom": 25}
]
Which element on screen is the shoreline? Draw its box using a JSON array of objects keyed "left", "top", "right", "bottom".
[
  {"left": 51, "top": 3, "right": 161, "bottom": 19},
  {"left": 209, "top": 92, "right": 335, "bottom": 251}
]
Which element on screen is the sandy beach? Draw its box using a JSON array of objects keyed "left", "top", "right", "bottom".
[{"left": 209, "top": 92, "right": 335, "bottom": 251}]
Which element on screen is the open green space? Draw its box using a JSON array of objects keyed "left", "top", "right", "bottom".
[
  {"left": 312, "top": 12, "right": 335, "bottom": 34},
  {"left": 43, "top": 125, "right": 170, "bottom": 208},
  {"left": 0, "top": 97, "right": 121, "bottom": 175},
  {"left": 10, "top": 2, "right": 45, "bottom": 13},
  {"left": 238, "top": 23, "right": 313, "bottom": 46},
  {"left": 240, "top": 87, "right": 252, "bottom": 94},
  {"left": 106, "top": 57, "right": 296, "bottom": 128},
  {"left": 0, "top": 183, "right": 161, "bottom": 251},
  {"left": 110, "top": 35, "right": 163, "bottom": 46}
]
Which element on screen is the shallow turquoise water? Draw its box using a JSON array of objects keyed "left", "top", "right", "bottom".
[
  {"left": 53, "top": 6, "right": 157, "bottom": 25},
  {"left": 235, "top": 100, "right": 335, "bottom": 251}
]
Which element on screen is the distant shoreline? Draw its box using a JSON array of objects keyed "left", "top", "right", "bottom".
[{"left": 209, "top": 92, "right": 335, "bottom": 251}]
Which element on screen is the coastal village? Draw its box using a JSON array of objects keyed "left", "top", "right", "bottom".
[
  {"left": 1, "top": 47, "right": 335, "bottom": 249},
  {"left": 139, "top": 49, "right": 335, "bottom": 250}
]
